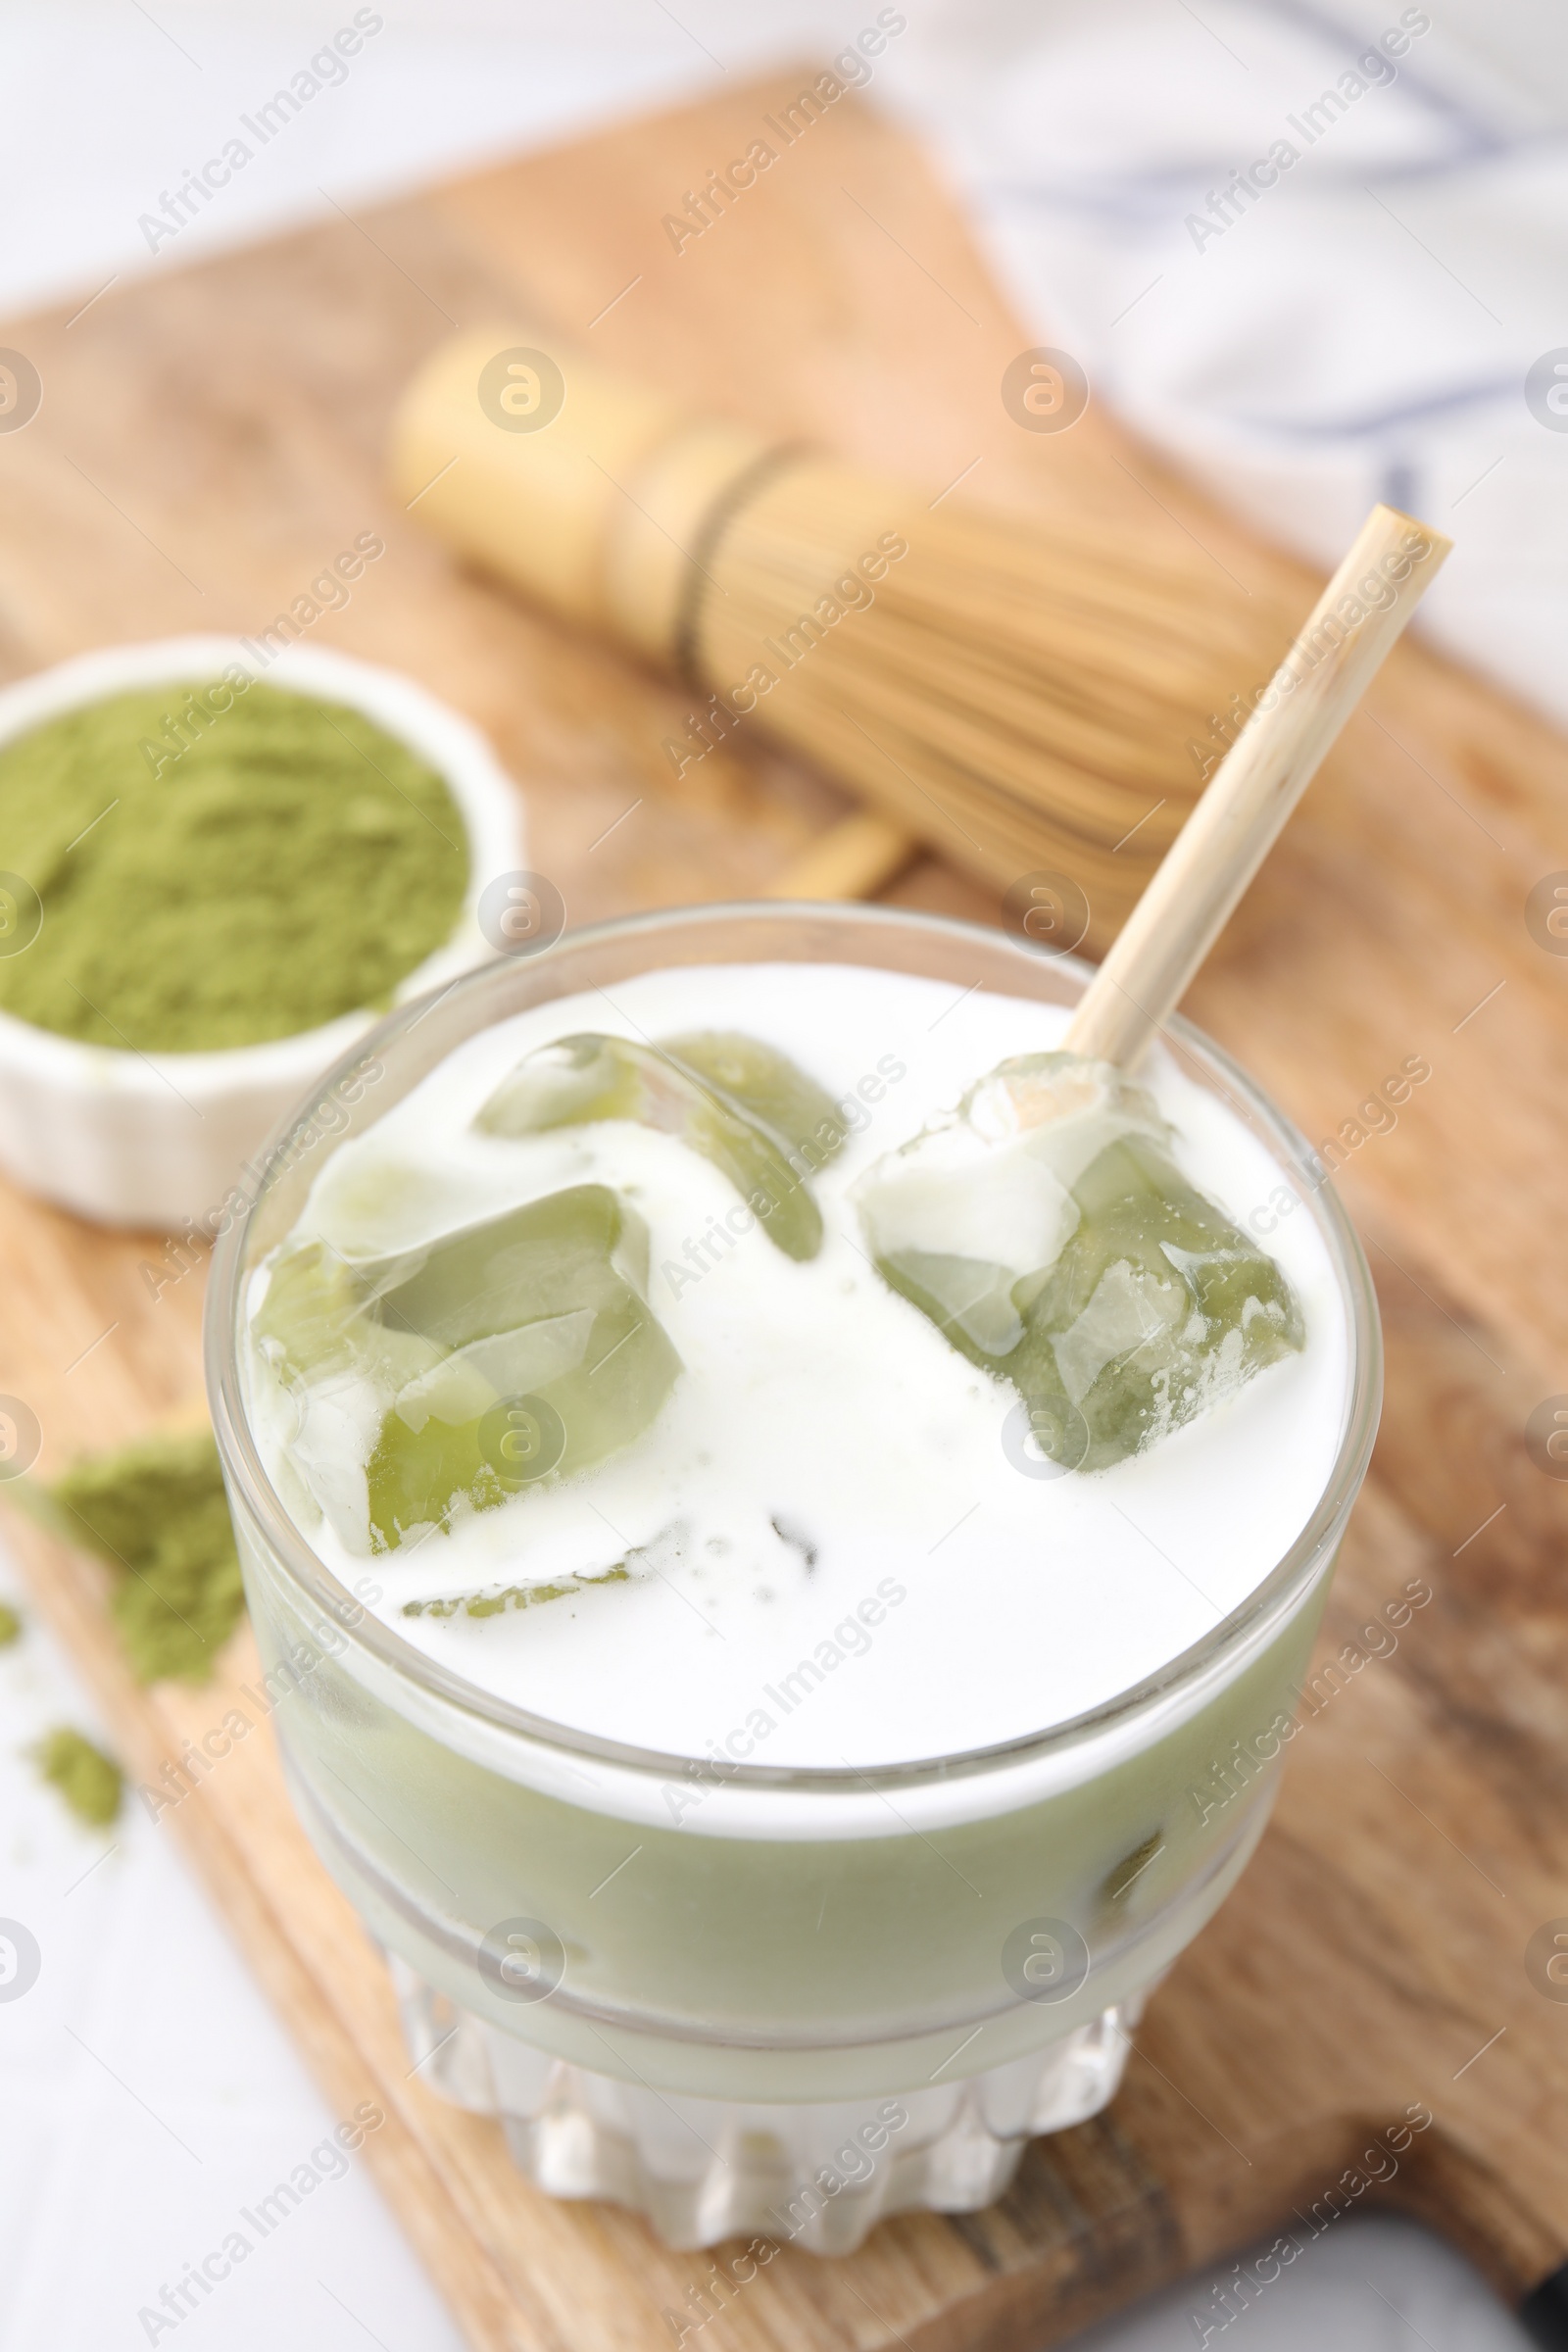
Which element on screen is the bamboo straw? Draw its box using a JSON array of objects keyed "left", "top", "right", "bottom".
[{"left": 1064, "top": 504, "right": 1451, "bottom": 1067}]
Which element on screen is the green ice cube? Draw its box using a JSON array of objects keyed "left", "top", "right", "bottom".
[
  {"left": 403, "top": 1517, "right": 683, "bottom": 1620},
  {"left": 474, "top": 1029, "right": 845, "bottom": 1261},
  {"left": 251, "top": 1236, "right": 439, "bottom": 1393},
  {"left": 367, "top": 1185, "right": 679, "bottom": 1546},
  {"left": 402, "top": 1564, "right": 630, "bottom": 1620},
  {"left": 859, "top": 1053, "right": 1304, "bottom": 1472},
  {"left": 252, "top": 1237, "right": 366, "bottom": 1382},
  {"left": 253, "top": 1186, "right": 680, "bottom": 1551}
]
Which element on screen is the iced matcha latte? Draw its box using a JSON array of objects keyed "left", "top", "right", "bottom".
[{"left": 208, "top": 906, "right": 1378, "bottom": 2252}]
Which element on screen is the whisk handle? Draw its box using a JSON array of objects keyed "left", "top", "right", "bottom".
[{"left": 390, "top": 324, "right": 776, "bottom": 662}]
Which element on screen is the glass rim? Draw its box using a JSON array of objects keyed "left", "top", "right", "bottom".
[{"left": 206, "top": 898, "right": 1383, "bottom": 1795}]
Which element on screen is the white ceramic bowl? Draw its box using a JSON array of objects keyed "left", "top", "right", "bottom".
[{"left": 0, "top": 636, "right": 523, "bottom": 1229}]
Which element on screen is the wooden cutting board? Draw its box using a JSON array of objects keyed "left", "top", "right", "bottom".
[{"left": 4, "top": 65, "right": 1568, "bottom": 2352}]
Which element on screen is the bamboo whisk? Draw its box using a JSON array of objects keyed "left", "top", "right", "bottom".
[{"left": 392, "top": 329, "right": 1309, "bottom": 942}]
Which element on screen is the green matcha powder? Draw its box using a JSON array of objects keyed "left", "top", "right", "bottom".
[
  {"left": 35, "top": 1728, "right": 122, "bottom": 1828},
  {"left": 0, "top": 677, "right": 469, "bottom": 1051},
  {"left": 5, "top": 1429, "right": 242, "bottom": 1825},
  {"left": 52, "top": 1425, "right": 246, "bottom": 1685}
]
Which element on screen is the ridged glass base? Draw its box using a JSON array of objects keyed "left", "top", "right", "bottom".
[{"left": 388, "top": 1953, "right": 1144, "bottom": 2252}]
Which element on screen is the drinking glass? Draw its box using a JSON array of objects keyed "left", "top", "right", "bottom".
[{"left": 207, "top": 904, "right": 1380, "bottom": 2253}]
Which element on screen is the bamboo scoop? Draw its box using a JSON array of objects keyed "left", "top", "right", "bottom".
[
  {"left": 1064, "top": 501, "right": 1449, "bottom": 1066},
  {"left": 853, "top": 502, "right": 1449, "bottom": 1472}
]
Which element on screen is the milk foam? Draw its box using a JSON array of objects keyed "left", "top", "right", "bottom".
[{"left": 249, "top": 963, "right": 1352, "bottom": 1770}]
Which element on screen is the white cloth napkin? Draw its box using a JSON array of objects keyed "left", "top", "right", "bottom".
[{"left": 877, "top": 0, "right": 1568, "bottom": 725}]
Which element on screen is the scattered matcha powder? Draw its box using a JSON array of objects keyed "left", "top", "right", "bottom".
[
  {"left": 0, "top": 1600, "right": 21, "bottom": 1646},
  {"left": 35, "top": 1727, "right": 122, "bottom": 1827},
  {"left": 52, "top": 1425, "right": 246, "bottom": 1684},
  {"left": 0, "top": 678, "right": 469, "bottom": 1051}
]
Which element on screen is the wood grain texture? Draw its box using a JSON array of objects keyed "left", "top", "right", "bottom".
[{"left": 1, "top": 66, "right": 1566, "bottom": 2352}]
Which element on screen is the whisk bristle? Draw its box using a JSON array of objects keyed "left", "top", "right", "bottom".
[
  {"left": 390, "top": 330, "right": 1300, "bottom": 941},
  {"left": 693, "top": 461, "right": 1297, "bottom": 943}
]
